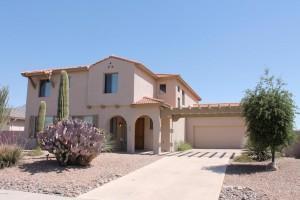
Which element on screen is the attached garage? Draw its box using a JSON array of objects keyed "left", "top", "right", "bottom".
[
  {"left": 162, "top": 103, "right": 247, "bottom": 150},
  {"left": 186, "top": 117, "right": 247, "bottom": 149}
]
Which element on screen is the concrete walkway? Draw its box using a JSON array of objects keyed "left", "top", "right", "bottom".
[
  {"left": 80, "top": 149, "right": 240, "bottom": 200},
  {"left": 0, "top": 190, "right": 76, "bottom": 200}
]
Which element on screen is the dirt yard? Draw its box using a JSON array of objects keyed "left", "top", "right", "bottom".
[
  {"left": 220, "top": 157, "right": 300, "bottom": 200},
  {"left": 0, "top": 152, "right": 161, "bottom": 197}
]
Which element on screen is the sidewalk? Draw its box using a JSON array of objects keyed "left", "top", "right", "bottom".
[{"left": 0, "top": 190, "right": 77, "bottom": 200}]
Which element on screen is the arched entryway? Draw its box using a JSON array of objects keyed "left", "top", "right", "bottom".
[
  {"left": 110, "top": 116, "right": 127, "bottom": 151},
  {"left": 135, "top": 116, "right": 153, "bottom": 151}
]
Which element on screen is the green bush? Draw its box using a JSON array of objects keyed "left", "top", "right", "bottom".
[
  {"left": 245, "top": 139, "right": 271, "bottom": 161},
  {"left": 176, "top": 142, "right": 192, "bottom": 151},
  {"left": 0, "top": 145, "right": 22, "bottom": 168}
]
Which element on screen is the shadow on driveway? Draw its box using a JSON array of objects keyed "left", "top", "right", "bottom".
[{"left": 203, "top": 163, "right": 273, "bottom": 175}]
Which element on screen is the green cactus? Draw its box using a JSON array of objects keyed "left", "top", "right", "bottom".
[
  {"left": 37, "top": 101, "right": 46, "bottom": 132},
  {"left": 57, "top": 70, "right": 69, "bottom": 121}
]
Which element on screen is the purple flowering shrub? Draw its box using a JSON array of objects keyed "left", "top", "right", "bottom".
[{"left": 38, "top": 119, "right": 105, "bottom": 166}]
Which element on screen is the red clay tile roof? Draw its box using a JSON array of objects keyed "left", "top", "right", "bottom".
[
  {"left": 133, "top": 97, "right": 170, "bottom": 107},
  {"left": 21, "top": 66, "right": 88, "bottom": 77}
]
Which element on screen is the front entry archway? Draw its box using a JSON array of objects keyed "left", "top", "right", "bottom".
[
  {"left": 135, "top": 116, "right": 153, "bottom": 151},
  {"left": 110, "top": 116, "right": 127, "bottom": 151}
]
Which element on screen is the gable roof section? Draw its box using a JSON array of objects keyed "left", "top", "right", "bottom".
[
  {"left": 21, "top": 55, "right": 201, "bottom": 101},
  {"left": 156, "top": 73, "right": 201, "bottom": 101},
  {"left": 90, "top": 55, "right": 157, "bottom": 79}
]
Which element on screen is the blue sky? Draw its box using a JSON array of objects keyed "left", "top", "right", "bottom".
[{"left": 0, "top": 1, "right": 299, "bottom": 128}]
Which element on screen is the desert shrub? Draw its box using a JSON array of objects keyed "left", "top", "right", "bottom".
[
  {"left": 233, "top": 153, "right": 254, "bottom": 163},
  {"left": 245, "top": 139, "right": 271, "bottom": 161},
  {"left": 38, "top": 119, "right": 105, "bottom": 166},
  {"left": 102, "top": 133, "right": 117, "bottom": 152},
  {"left": 176, "top": 141, "right": 192, "bottom": 151},
  {"left": 0, "top": 145, "right": 22, "bottom": 168}
]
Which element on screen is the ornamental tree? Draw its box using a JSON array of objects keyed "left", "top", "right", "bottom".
[{"left": 241, "top": 70, "right": 296, "bottom": 168}]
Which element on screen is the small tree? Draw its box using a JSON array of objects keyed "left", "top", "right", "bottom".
[
  {"left": 0, "top": 86, "right": 10, "bottom": 130},
  {"left": 37, "top": 101, "right": 46, "bottom": 132},
  {"left": 242, "top": 70, "right": 296, "bottom": 168},
  {"left": 57, "top": 70, "right": 69, "bottom": 121}
]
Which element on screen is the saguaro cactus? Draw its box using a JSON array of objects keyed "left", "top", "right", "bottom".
[
  {"left": 57, "top": 70, "right": 69, "bottom": 121},
  {"left": 37, "top": 101, "right": 46, "bottom": 132}
]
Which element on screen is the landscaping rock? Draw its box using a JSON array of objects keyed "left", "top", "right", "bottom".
[
  {"left": 0, "top": 153, "right": 160, "bottom": 197},
  {"left": 219, "top": 186, "right": 269, "bottom": 200}
]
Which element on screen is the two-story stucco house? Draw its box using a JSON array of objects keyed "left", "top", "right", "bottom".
[{"left": 22, "top": 56, "right": 246, "bottom": 154}]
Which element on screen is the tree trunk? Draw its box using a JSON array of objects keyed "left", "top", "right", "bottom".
[{"left": 271, "top": 148, "right": 277, "bottom": 170}]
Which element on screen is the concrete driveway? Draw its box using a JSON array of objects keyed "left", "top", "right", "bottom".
[{"left": 80, "top": 149, "right": 241, "bottom": 200}]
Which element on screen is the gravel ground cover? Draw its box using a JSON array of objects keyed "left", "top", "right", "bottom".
[
  {"left": 0, "top": 152, "right": 161, "bottom": 197},
  {"left": 220, "top": 157, "right": 300, "bottom": 200}
]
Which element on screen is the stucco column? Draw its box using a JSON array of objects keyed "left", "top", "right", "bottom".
[
  {"left": 127, "top": 119, "right": 135, "bottom": 153},
  {"left": 153, "top": 115, "right": 162, "bottom": 154}
]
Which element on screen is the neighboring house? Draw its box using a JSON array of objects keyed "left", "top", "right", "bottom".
[
  {"left": 2, "top": 105, "right": 26, "bottom": 131},
  {"left": 21, "top": 55, "right": 246, "bottom": 153}
]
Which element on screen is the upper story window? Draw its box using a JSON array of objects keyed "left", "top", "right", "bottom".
[
  {"left": 182, "top": 90, "right": 185, "bottom": 105},
  {"left": 104, "top": 73, "right": 118, "bottom": 93},
  {"left": 177, "top": 97, "right": 181, "bottom": 108},
  {"left": 159, "top": 84, "right": 166, "bottom": 94},
  {"left": 39, "top": 80, "right": 51, "bottom": 97},
  {"left": 177, "top": 86, "right": 180, "bottom": 92}
]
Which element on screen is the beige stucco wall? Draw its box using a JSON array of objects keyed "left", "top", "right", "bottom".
[
  {"left": 186, "top": 117, "right": 247, "bottom": 149},
  {"left": 156, "top": 79, "right": 177, "bottom": 107},
  {"left": 161, "top": 117, "right": 171, "bottom": 152},
  {"left": 144, "top": 117, "right": 154, "bottom": 150},
  {"left": 171, "top": 118, "right": 186, "bottom": 151},
  {"left": 87, "top": 57, "right": 135, "bottom": 106},
  {"left": 133, "top": 67, "right": 156, "bottom": 102},
  {"left": 174, "top": 79, "right": 199, "bottom": 107},
  {"left": 157, "top": 78, "right": 198, "bottom": 108}
]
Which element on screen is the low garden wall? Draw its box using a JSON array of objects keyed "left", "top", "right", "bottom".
[{"left": 0, "top": 131, "right": 35, "bottom": 149}]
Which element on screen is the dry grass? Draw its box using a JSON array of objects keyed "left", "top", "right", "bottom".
[{"left": 0, "top": 144, "right": 22, "bottom": 168}]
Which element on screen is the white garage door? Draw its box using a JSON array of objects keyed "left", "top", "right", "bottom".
[{"left": 193, "top": 125, "right": 246, "bottom": 149}]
